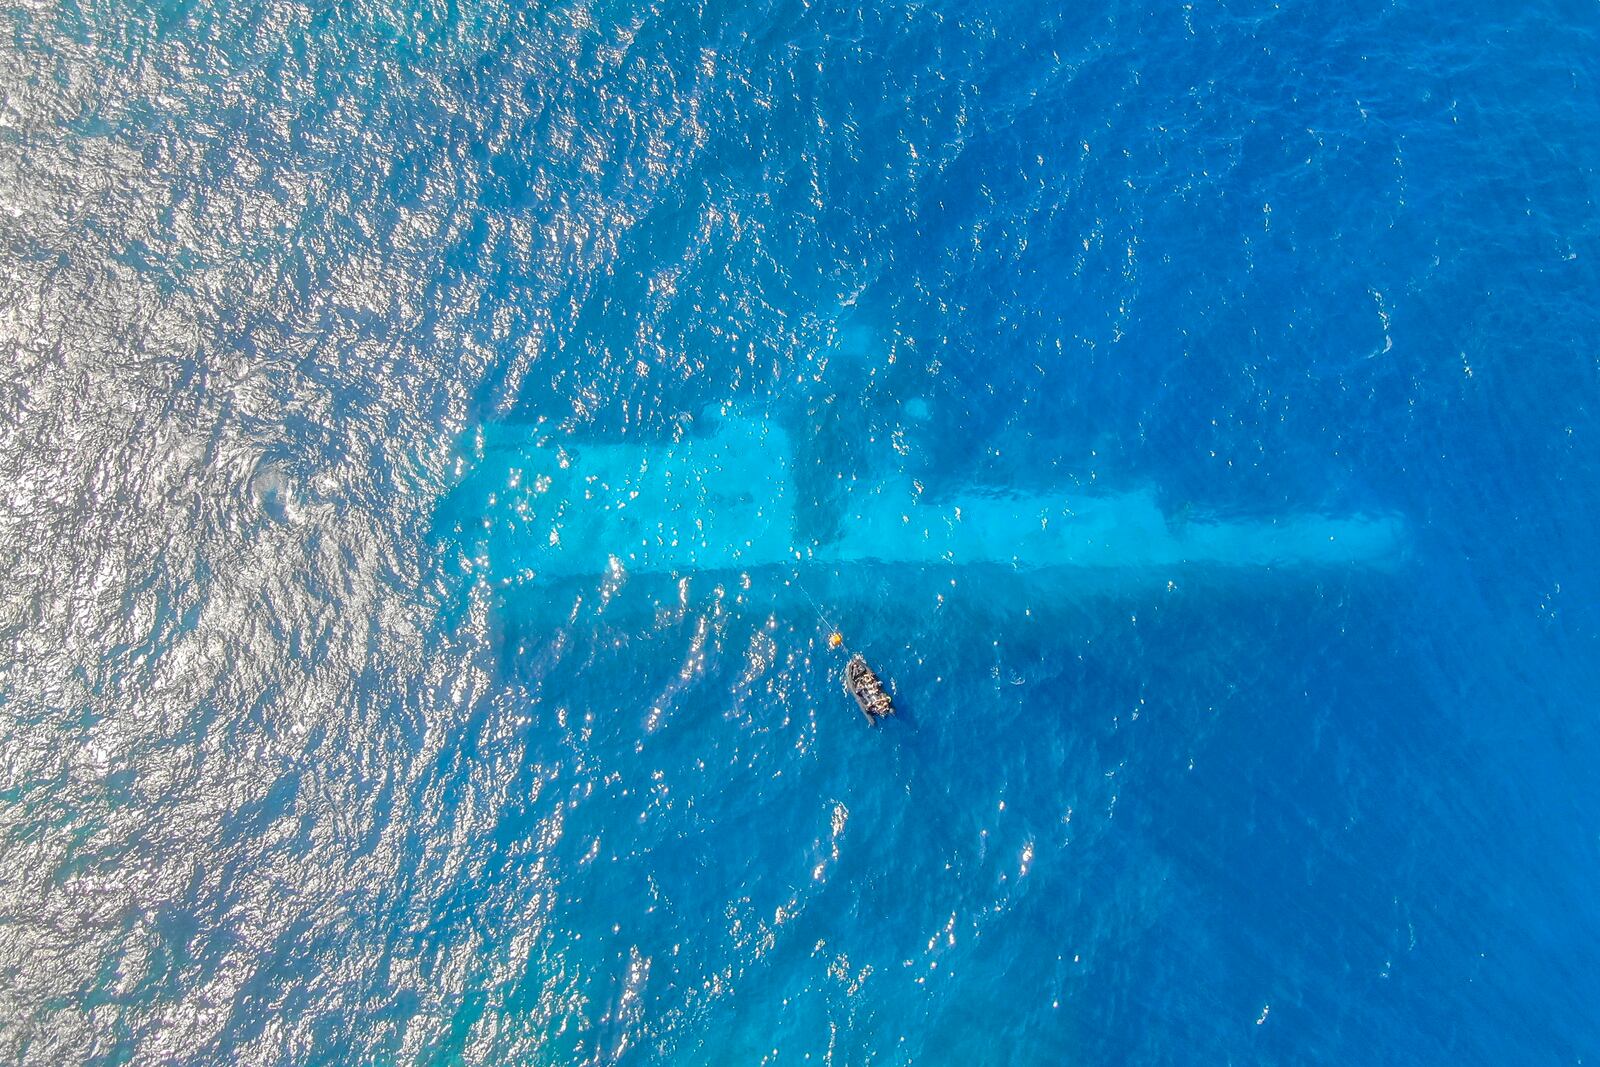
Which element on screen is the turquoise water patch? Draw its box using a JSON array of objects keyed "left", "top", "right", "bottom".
[{"left": 1, "top": 0, "right": 1597, "bottom": 1063}]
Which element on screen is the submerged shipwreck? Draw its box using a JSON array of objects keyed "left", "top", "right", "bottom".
[
  {"left": 435, "top": 410, "right": 1403, "bottom": 725},
  {"left": 435, "top": 412, "right": 1405, "bottom": 584}
]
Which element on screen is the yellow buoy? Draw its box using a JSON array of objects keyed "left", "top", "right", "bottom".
[{"left": 828, "top": 632, "right": 844, "bottom": 650}]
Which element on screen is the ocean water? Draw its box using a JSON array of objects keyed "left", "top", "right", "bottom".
[{"left": 2, "top": 0, "right": 1598, "bottom": 1062}]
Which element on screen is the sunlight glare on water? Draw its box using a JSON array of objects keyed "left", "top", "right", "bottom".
[{"left": 1, "top": 0, "right": 1598, "bottom": 1063}]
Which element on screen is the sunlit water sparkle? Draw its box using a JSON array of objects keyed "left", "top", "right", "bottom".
[{"left": 2, "top": 1, "right": 1598, "bottom": 1063}]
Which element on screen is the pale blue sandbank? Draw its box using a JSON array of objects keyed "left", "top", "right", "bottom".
[{"left": 435, "top": 412, "right": 1404, "bottom": 585}]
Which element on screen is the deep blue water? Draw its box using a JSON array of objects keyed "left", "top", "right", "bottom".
[{"left": 2, "top": 0, "right": 1599, "bottom": 1062}]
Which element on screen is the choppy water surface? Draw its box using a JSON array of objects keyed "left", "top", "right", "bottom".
[{"left": 3, "top": 0, "right": 1598, "bottom": 1062}]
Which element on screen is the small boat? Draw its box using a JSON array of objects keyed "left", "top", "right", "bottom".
[{"left": 843, "top": 653, "right": 894, "bottom": 724}]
